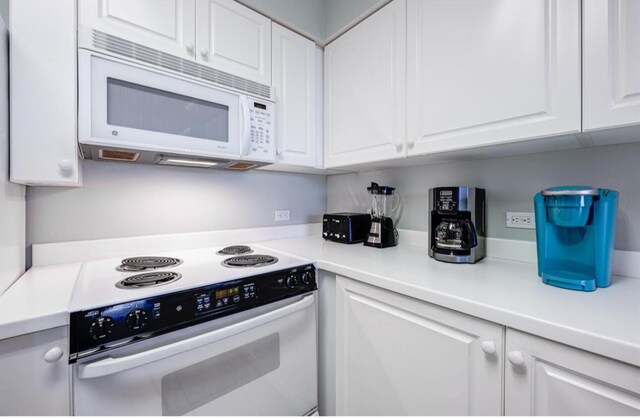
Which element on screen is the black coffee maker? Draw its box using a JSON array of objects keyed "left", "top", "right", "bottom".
[
  {"left": 428, "top": 187, "right": 485, "bottom": 263},
  {"left": 364, "top": 182, "right": 399, "bottom": 248}
]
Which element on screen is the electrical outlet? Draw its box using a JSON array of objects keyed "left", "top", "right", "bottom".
[
  {"left": 275, "top": 210, "right": 290, "bottom": 222},
  {"left": 506, "top": 212, "right": 536, "bottom": 229}
]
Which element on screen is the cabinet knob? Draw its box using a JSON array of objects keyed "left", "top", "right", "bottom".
[
  {"left": 200, "top": 48, "right": 210, "bottom": 58},
  {"left": 58, "top": 159, "right": 74, "bottom": 176},
  {"left": 44, "top": 346, "right": 64, "bottom": 363},
  {"left": 407, "top": 141, "right": 415, "bottom": 151},
  {"left": 480, "top": 340, "right": 496, "bottom": 355},
  {"left": 395, "top": 143, "right": 403, "bottom": 152},
  {"left": 186, "top": 42, "right": 195, "bottom": 52},
  {"left": 507, "top": 350, "right": 525, "bottom": 366},
  {"left": 276, "top": 148, "right": 282, "bottom": 156}
]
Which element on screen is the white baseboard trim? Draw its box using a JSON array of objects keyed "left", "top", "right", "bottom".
[
  {"left": 397, "top": 229, "right": 639, "bottom": 278},
  {"left": 32, "top": 223, "right": 322, "bottom": 267}
]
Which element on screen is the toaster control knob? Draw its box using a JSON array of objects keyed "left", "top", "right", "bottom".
[
  {"left": 125, "top": 309, "right": 148, "bottom": 331},
  {"left": 286, "top": 275, "right": 298, "bottom": 288},
  {"left": 89, "top": 316, "right": 115, "bottom": 340},
  {"left": 301, "top": 271, "right": 314, "bottom": 285}
]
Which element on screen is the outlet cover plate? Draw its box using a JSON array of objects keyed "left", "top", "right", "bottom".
[
  {"left": 275, "top": 210, "right": 290, "bottom": 222},
  {"left": 506, "top": 212, "right": 536, "bottom": 229}
]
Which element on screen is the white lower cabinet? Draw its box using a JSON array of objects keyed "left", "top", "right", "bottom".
[
  {"left": 505, "top": 328, "right": 640, "bottom": 416},
  {"left": 0, "top": 327, "right": 70, "bottom": 415},
  {"left": 335, "top": 275, "right": 503, "bottom": 415}
]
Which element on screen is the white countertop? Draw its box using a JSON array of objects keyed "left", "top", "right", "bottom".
[
  {"left": 2, "top": 233, "right": 639, "bottom": 368},
  {"left": 0, "top": 263, "right": 81, "bottom": 340},
  {"left": 260, "top": 235, "right": 640, "bottom": 368}
]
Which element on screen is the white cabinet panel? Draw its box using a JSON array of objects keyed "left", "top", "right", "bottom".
[
  {"left": 196, "top": 0, "right": 271, "bottom": 85},
  {"left": 0, "top": 327, "right": 69, "bottom": 415},
  {"left": 272, "top": 23, "right": 317, "bottom": 167},
  {"left": 583, "top": 0, "right": 640, "bottom": 131},
  {"left": 79, "top": 0, "right": 196, "bottom": 60},
  {"left": 505, "top": 328, "right": 640, "bottom": 416},
  {"left": 324, "top": 0, "right": 407, "bottom": 168},
  {"left": 10, "top": 0, "right": 80, "bottom": 186},
  {"left": 336, "top": 276, "right": 503, "bottom": 416},
  {"left": 407, "top": 0, "right": 581, "bottom": 155}
]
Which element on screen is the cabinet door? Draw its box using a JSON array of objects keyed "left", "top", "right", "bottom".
[
  {"left": 79, "top": 0, "right": 196, "bottom": 60},
  {"left": 10, "top": 0, "right": 80, "bottom": 186},
  {"left": 407, "top": 0, "right": 581, "bottom": 155},
  {"left": 0, "top": 327, "right": 69, "bottom": 415},
  {"left": 324, "top": 0, "right": 407, "bottom": 168},
  {"left": 505, "top": 328, "right": 640, "bottom": 415},
  {"left": 583, "top": 0, "right": 640, "bottom": 131},
  {"left": 272, "top": 23, "right": 317, "bottom": 167},
  {"left": 336, "top": 276, "right": 503, "bottom": 415},
  {"left": 195, "top": 0, "right": 271, "bottom": 86}
]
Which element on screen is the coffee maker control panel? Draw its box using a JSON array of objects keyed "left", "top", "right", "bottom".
[{"left": 436, "top": 188, "right": 459, "bottom": 212}]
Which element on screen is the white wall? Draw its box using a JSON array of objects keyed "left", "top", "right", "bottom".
[
  {"left": 239, "top": 0, "right": 324, "bottom": 42},
  {"left": 27, "top": 160, "right": 326, "bottom": 247},
  {"left": 323, "top": 0, "right": 389, "bottom": 41},
  {"left": 327, "top": 142, "right": 640, "bottom": 252},
  {"left": 0, "top": 14, "right": 26, "bottom": 294}
]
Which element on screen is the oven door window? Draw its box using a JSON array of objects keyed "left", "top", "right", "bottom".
[{"left": 107, "top": 78, "right": 229, "bottom": 143}]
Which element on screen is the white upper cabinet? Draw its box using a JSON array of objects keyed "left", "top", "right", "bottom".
[
  {"left": 336, "top": 276, "right": 503, "bottom": 415},
  {"left": 195, "top": 0, "right": 271, "bottom": 85},
  {"left": 11, "top": 0, "right": 80, "bottom": 186},
  {"left": 272, "top": 23, "right": 317, "bottom": 167},
  {"left": 406, "top": 0, "right": 581, "bottom": 156},
  {"left": 324, "top": 0, "right": 407, "bottom": 168},
  {"left": 505, "top": 329, "right": 640, "bottom": 415},
  {"left": 79, "top": 0, "right": 197, "bottom": 61},
  {"left": 80, "top": 0, "right": 271, "bottom": 86},
  {"left": 583, "top": 0, "right": 640, "bottom": 131}
]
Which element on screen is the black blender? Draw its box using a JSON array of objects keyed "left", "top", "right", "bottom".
[{"left": 364, "top": 182, "right": 399, "bottom": 248}]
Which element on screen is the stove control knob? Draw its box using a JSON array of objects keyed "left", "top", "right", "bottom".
[
  {"left": 301, "top": 271, "right": 314, "bottom": 285},
  {"left": 286, "top": 275, "right": 298, "bottom": 288},
  {"left": 125, "top": 309, "right": 149, "bottom": 331},
  {"left": 89, "top": 316, "right": 115, "bottom": 340}
]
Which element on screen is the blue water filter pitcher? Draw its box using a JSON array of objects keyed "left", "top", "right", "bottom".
[{"left": 533, "top": 186, "right": 618, "bottom": 291}]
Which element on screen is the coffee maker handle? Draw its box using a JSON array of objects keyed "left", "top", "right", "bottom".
[{"left": 461, "top": 220, "right": 478, "bottom": 249}]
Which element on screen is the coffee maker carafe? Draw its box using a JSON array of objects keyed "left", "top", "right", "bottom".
[
  {"left": 364, "top": 182, "right": 399, "bottom": 248},
  {"left": 429, "top": 187, "right": 485, "bottom": 263}
]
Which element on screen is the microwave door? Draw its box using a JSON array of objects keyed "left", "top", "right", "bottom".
[{"left": 79, "top": 51, "right": 241, "bottom": 159}]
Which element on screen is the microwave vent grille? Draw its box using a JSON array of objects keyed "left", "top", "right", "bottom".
[
  {"left": 98, "top": 149, "right": 140, "bottom": 162},
  {"left": 91, "top": 30, "right": 271, "bottom": 99}
]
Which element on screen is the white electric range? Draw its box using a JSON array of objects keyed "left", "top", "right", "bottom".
[{"left": 68, "top": 244, "right": 318, "bottom": 416}]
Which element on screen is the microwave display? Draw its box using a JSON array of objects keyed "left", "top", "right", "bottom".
[{"left": 253, "top": 102, "right": 267, "bottom": 110}]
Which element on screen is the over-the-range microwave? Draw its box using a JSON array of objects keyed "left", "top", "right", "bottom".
[{"left": 78, "top": 50, "right": 276, "bottom": 170}]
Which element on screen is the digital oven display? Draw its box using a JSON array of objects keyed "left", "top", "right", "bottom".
[
  {"left": 440, "top": 190, "right": 453, "bottom": 196},
  {"left": 214, "top": 286, "right": 240, "bottom": 300}
]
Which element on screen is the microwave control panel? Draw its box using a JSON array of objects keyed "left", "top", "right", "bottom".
[{"left": 247, "top": 98, "right": 276, "bottom": 161}]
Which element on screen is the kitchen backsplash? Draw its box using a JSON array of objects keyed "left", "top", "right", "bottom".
[
  {"left": 328, "top": 142, "right": 640, "bottom": 252},
  {"left": 27, "top": 160, "right": 327, "bottom": 246}
]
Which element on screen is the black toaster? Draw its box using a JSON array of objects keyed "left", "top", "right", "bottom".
[{"left": 322, "top": 213, "right": 372, "bottom": 244}]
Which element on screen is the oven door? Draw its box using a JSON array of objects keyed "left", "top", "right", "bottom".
[
  {"left": 73, "top": 293, "right": 317, "bottom": 416},
  {"left": 79, "top": 50, "right": 245, "bottom": 159}
]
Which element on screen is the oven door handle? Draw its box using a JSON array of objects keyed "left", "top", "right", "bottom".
[{"left": 77, "top": 293, "right": 315, "bottom": 379}]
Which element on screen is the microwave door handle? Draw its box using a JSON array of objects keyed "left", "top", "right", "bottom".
[
  {"left": 77, "top": 294, "right": 315, "bottom": 379},
  {"left": 240, "top": 96, "right": 252, "bottom": 157}
]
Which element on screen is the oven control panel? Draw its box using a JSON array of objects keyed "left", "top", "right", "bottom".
[{"left": 69, "top": 264, "right": 316, "bottom": 362}]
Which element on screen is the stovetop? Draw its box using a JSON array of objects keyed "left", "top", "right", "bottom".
[{"left": 68, "top": 244, "right": 312, "bottom": 312}]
